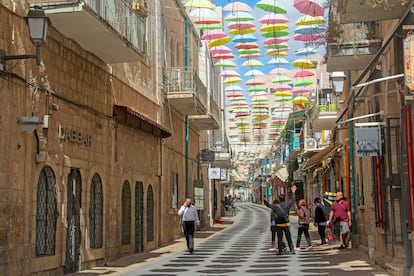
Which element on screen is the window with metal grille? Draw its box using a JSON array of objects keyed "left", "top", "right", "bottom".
[
  {"left": 89, "top": 174, "right": 103, "bottom": 248},
  {"left": 147, "top": 185, "right": 154, "bottom": 241},
  {"left": 122, "top": 181, "right": 131, "bottom": 245},
  {"left": 36, "top": 166, "right": 57, "bottom": 256}
]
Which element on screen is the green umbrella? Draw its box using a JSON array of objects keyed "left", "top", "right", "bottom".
[
  {"left": 293, "top": 79, "right": 313, "bottom": 87},
  {"left": 237, "top": 49, "right": 261, "bottom": 55},
  {"left": 264, "top": 43, "right": 289, "bottom": 49},
  {"left": 225, "top": 11, "right": 255, "bottom": 22},
  {"left": 197, "top": 23, "right": 223, "bottom": 30},
  {"left": 256, "top": 0, "right": 287, "bottom": 13},
  {"left": 261, "top": 30, "right": 290, "bottom": 38},
  {"left": 248, "top": 86, "right": 267, "bottom": 92},
  {"left": 272, "top": 75, "right": 292, "bottom": 83}
]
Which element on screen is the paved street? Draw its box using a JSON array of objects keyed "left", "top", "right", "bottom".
[{"left": 75, "top": 202, "right": 390, "bottom": 276}]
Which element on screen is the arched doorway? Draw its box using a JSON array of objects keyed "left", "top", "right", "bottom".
[{"left": 135, "top": 182, "right": 144, "bottom": 252}]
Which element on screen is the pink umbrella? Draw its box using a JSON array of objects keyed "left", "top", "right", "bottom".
[
  {"left": 264, "top": 36, "right": 290, "bottom": 45},
  {"left": 227, "top": 21, "right": 256, "bottom": 30},
  {"left": 266, "top": 48, "right": 290, "bottom": 56},
  {"left": 223, "top": 1, "right": 253, "bottom": 11},
  {"left": 294, "top": 70, "right": 315, "bottom": 78},
  {"left": 293, "top": 0, "right": 325, "bottom": 17},
  {"left": 293, "top": 33, "right": 322, "bottom": 41},
  {"left": 209, "top": 45, "right": 232, "bottom": 54},
  {"left": 239, "top": 53, "right": 262, "bottom": 59},
  {"left": 235, "top": 42, "right": 259, "bottom": 49},
  {"left": 269, "top": 68, "right": 289, "bottom": 75},
  {"left": 245, "top": 78, "right": 265, "bottom": 86},
  {"left": 226, "top": 91, "right": 244, "bottom": 98},
  {"left": 201, "top": 30, "right": 227, "bottom": 40},
  {"left": 259, "top": 13, "right": 289, "bottom": 24},
  {"left": 220, "top": 70, "right": 240, "bottom": 77},
  {"left": 273, "top": 83, "right": 292, "bottom": 91},
  {"left": 292, "top": 86, "right": 311, "bottom": 94},
  {"left": 213, "top": 53, "right": 236, "bottom": 59}
]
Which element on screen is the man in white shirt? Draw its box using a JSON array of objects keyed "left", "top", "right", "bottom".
[{"left": 178, "top": 198, "right": 200, "bottom": 254}]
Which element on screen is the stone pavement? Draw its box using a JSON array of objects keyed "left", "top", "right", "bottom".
[{"left": 72, "top": 202, "right": 391, "bottom": 276}]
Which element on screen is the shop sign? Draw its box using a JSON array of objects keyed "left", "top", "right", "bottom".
[
  {"left": 58, "top": 125, "right": 92, "bottom": 147},
  {"left": 356, "top": 128, "right": 383, "bottom": 157},
  {"left": 404, "top": 33, "right": 414, "bottom": 91},
  {"left": 208, "top": 168, "right": 221, "bottom": 179}
]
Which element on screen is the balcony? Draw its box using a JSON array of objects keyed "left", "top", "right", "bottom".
[
  {"left": 326, "top": 22, "right": 381, "bottom": 71},
  {"left": 308, "top": 89, "right": 339, "bottom": 132},
  {"left": 166, "top": 67, "right": 208, "bottom": 116},
  {"left": 336, "top": 0, "right": 409, "bottom": 24},
  {"left": 40, "top": 0, "right": 147, "bottom": 64},
  {"left": 190, "top": 97, "right": 220, "bottom": 130}
]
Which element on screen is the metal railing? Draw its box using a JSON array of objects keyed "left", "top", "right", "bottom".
[
  {"left": 166, "top": 67, "right": 208, "bottom": 108},
  {"left": 85, "top": 0, "right": 147, "bottom": 53}
]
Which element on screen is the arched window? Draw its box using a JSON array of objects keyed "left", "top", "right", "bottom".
[
  {"left": 121, "top": 181, "right": 131, "bottom": 245},
  {"left": 89, "top": 174, "right": 103, "bottom": 248},
  {"left": 36, "top": 166, "right": 57, "bottom": 256},
  {"left": 147, "top": 185, "right": 154, "bottom": 242},
  {"left": 170, "top": 164, "right": 178, "bottom": 208}
]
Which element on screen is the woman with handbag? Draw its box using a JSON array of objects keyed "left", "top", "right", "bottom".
[{"left": 296, "top": 199, "right": 312, "bottom": 249}]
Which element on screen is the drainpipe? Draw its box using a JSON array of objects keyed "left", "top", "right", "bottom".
[
  {"left": 185, "top": 18, "right": 189, "bottom": 198},
  {"left": 347, "top": 70, "right": 357, "bottom": 234}
]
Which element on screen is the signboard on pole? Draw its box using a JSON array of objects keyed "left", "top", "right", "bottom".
[
  {"left": 356, "top": 128, "right": 383, "bottom": 157},
  {"left": 404, "top": 33, "right": 414, "bottom": 91},
  {"left": 208, "top": 168, "right": 221, "bottom": 179}
]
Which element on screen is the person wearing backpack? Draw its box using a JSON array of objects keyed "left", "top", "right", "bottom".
[
  {"left": 296, "top": 199, "right": 312, "bottom": 249},
  {"left": 313, "top": 197, "right": 328, "bottom": 245},
  {"left": 264, "top": 184, "right": 297, "bottom": 255}
]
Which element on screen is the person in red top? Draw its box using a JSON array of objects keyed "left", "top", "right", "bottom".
[{"left": 328, "top": 191, "right": 351, "bottom": 249}]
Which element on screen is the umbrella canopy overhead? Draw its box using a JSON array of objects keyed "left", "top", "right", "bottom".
[
  {"left": 259, "top": 13, "right": 289, "bottom": 24},
  {"left": 223, "top": 1, "right": 253, "bottom": 11},
  {"left": 294, "top": 70, "right": 315, "bottom": 78},
  {"left": 215, "top": 60, "right": 237, "bottom": 67},
  {"left": 242, "top": 59, "right": 264, "bottom": 67},
  {"left": 233, "top": 34, "right": 258, "bottom": 43},
  {"left": 229, "top": 28, "right": 257, "bottom": 35},
  {"left": 223, "top": 77, "right": 243, "bottom": 84},
  {"left": 209, "top": 45, "right": 232, "bottom": 54},
  {"left": 227, "top": 21, "right": 256, "bottom": 30},
  {"left": 293, "top": 0, "right": 325, "bottom": 17},
  {"left": 292, "top": 58, "right": 315, "bottom": 69},
  {"left": 225, "top": 11, "right": 255, "bottom": 22},
  {"left": 213, "top": 53, "right": 236, "bottom": 59},
  {"left": 245, "top": 69, "right": 265, "bottom": 76},
  {"left": 201, "top": 29, "right": 228, "bottom": 40},
  {"left": 296, "top": 15, "right": 325, "bottom": 26},
  {"left": 189, "top": 8, "right": 221, "bottom": 24},
  {"left": 294, "top": 47, "right": 318, "bottom": 56},
  {"left": 256, "top": 0, "right": 287, "bottom": 13},
  {"left": 220, "top": 69, "right": 240, "bottom": 77},
  {"left": 268, "top": 57, "right": 289, "bottom": 65},
  {"left": 235, "top": 42, "right": 259, "bottom": 49},
  {"left": 225, "top": 85, "right": 244, "bottom": 92},
  {"left": 208, "top": 37, "right": 231, "bottom": 47},
  {"left": 197, "top": 23, "right": 223, "bottom": 30},
  {"left": 185, "top": 0, "right": 215, "bottom": 9}
]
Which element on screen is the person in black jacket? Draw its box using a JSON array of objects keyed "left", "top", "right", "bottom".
[
  {"left": 313, "top": 197, "right": 328, "bottom": 245},
  {"left": 264, "top": 185, "right": 297, "bottom": 255}
]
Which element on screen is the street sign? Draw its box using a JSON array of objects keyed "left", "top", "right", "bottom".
[
  {"left": 356, "top": 128, "right": 383, "bottom": 157},
  {"left": 208, "top": 168, "right": 221, "bottom": 179}
]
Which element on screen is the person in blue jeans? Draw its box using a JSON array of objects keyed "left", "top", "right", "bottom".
[
  {"left": 264, "top": 184, "right": 297, "bottom": 255},
  {"left": 296, "top": 199, "right": 312, "bottom": 249}
]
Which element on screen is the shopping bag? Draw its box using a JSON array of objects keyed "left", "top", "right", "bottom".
[{"left": 326, "top": 224, "right": 334, "bottom": 241}]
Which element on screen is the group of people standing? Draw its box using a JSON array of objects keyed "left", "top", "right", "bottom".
[{"left": 264, "top": 188, "right": 352, "bottom": 254}]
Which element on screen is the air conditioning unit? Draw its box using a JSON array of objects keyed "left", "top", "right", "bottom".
[{"left": 304, "top": 138, "right": 317, "bottom": 150}]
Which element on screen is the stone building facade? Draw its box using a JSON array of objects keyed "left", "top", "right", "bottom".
[{"left": 0, "top": 1, "right": 221, "bottom": 275}]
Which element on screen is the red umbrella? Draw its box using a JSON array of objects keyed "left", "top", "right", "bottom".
[
  {"left": 213, "top": 53, "right": 236, "bottom": 59},
  {"left": 293, "top": 0, "right": 325, "bottom": 17},
  {"left": 235, "top": 42, "right": 259, "bottom": 49}
]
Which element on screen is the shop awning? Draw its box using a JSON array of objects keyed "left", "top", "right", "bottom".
[
  {"left": 113, "top": 105, "right": 172, "bottom": 138},
  {"left": 303, "top": 142, "right": 342, "bottom": 171}
]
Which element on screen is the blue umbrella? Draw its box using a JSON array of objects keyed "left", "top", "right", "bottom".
[
  {"left": 225, "top": 85, "right": 244, "bottom": 92},
  {"left": 232, "top": 34, "right": 257, "bottom": 43},
  {"left": 294, "top": 25, "right": 326, "bottom": 35},
  {"left": 294, "top": 47, "right": 318, "bottom": 56}
]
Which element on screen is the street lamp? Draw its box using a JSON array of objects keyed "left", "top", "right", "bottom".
[
  {"left": 331, "top": 71, "right": 346, "bottom": 95},
  {"left": 1, "top": 6, "right": 51, "bottom": 70}
]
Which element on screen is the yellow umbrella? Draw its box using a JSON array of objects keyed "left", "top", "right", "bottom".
[
  {"left": 185, "top": 0, "right": 215, "bottom": 9},
  {"left": 292, "top": 58, "right": 315, "bottom": 69},
  {"left": 242, "top": 59, "right": 264, "bottom": 67},
  {"left": 273, "top": 91, "right": 292, "bottom": 97},
  {"left": 260, "top": 24, "right": 288, "bottom": 32},
  {"left": 208, "top": 37, "right": 231, "bottom": 47},
  {"left": 223, "top": 77, "right": 243, "bottom": 84},
  {"left": 292, "top": 96, "right": 310, "bottom": 105},
  {"left": 229, "top": 28, "right": 256, "bottom": 35},
  {"left": 295, "top": 15, "right": 325, "bottom": 26},
  {"left": 266, "top": 51, "right": 288, "bottom": 57}
]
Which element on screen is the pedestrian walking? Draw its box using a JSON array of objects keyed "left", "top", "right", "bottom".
[
  {"left": 313, "top": 197, "right": 328, "bottom": 245},
  {"left": 296, "top": 199, "right": 312, "bottom": 249},
  {"left": 268, "top": 199, "right": 278, "bottom": 251},
  {"left": 178, "top": 198, "right": 200, "bottom": 254},
  {"left": 328, "top": 191, "right": 351, "bottom": 249},
  {"left": 264, "top": 184, "right": 297, "bottom": 255}
]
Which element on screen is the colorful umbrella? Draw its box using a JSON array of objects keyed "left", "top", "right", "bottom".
[
  {"left": 292, "top": 58, "right": 315, "bottom": 69},
  {"left": 274, "top": 91, "right": 293, "bottom": 97},
  {"left": 260, "top": 24, "right": 289, "bottom": 33},
  {"left": 189, "top": 8, "right": 220, "bottom": 24},
  {"left": 264, "top": 36, "right": 290, "bottom": 45},
  {"left": 224, "top": 77, "right": 243, "bottom": 84},
  {"left": 227, "top": 21, "right": 256, "bottom": 30},
  {"left": 215, "top": 60, "right": 237, "bottom": 67},
  {"left": 250, "top": 91, "right": 268, "bottom": 96},
  {"left": 266, "top": 48, "right": 290, "bottom": 56},
  {"left": 201, "top": 30, "right": 227, "bottom": 40},
  {"left": 213, "top": 53, "right": 236, "bottom": 59},
  {"left": 197, "top": 23, "right": 223, "bottom": 30},
  {"left": 292, "top": 86, "right": 312, "bottom": 94},
  {"left": 245, "top": 78, "right": 265, "bottom": 86},
  {"left": 185, "top": 0, "right": 215, "bottom": 9},
  {"left": 295, "top": 15, "right": 325, "bottom": 26},
  {"left": 229, "top": 28, "right": 256, "bottom": 35},
  {"left": 294, "top": 25, "right": 325, "bottom": 35},
  {"left": 272, "top": 75, "right": 292, "bottom": 83},
  {"left": 233, "top": 34, "right": 257, "bottom": 43},
  {"left": 293, "top": 70, "right": 314, "bottom": 78},
  {"left": 208, "top": 37, "right": 231, "bottom": 47},
  {"left": 293, "top": 79, "right": 313, "bottom": 86},
  {"left": 294, "top": 47, "right": 318, "bottom": 56},
  {"left": 269, "top": 68, "right": 290, "bottom": 75},
  {"left": 261, "top": 30, "right": 290, "bottom": 39},
  {"left": 235, "top": 42, "right": 259, "bottom": 49},
  {"left": 268, "top": 57, "right": 289, "bottom": 65},
  {"left": 237, "top": 49, "right": 261, "bottom": 55},
  {"left": 293, "top": 0, "right": 325, "bottom": 17},
  {"left": 209, "top": 45, "right": 232, "bottom": 55},
  {"left": 240, "top": 54, "right": 262, "bottom": 59},
  {"left": 256, "top": 0, "right": 287, "bottom": 13},
  {"left": 225, "top": 85, "right": 244, "bottom": 91},
  {"left": 259, "top": 13, "right": 289, "bottom": 24},
  {"left": 220, "top": 69, "right": 240, "bottom": 77},
  {"left": 273, "top": 83, "right": 292, "bottom": 90},
  {"left": 223, "top": 1, "right": 253, "bottom": 11},
  {"left": 292, "top": 96, "right": 310, "bottom": 105},
  {"left": 242, "top": 59, "right": 264, "bottom": 67},
  {"left": 293, "top": 33, "right": 322, "bottom": 41},
  {"left": 226, "top": 91, "right": 244, "bottom": 98},
  {"left": 245, "top": 69, "right": 265, "bottom": 76},
  {"left": 248, "top": 86, "right": 267, "bottom": 92},
  {"left": 274, "top": 96, "right": 292, "bottom": 102},
  {"left": 225, "top": 11, "right": 255, "bottom": 22},
  {"left": 263, "top": 43, "right": 289, "bottom": 49}
]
